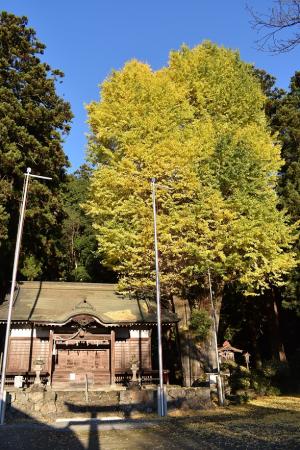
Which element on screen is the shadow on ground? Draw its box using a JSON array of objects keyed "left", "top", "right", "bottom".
[
  {"left": 0, "top": 396, "right": 299, "bottom": 449},
  {"left": 0, "top": 406, "right": 85, "bottom": 450}
]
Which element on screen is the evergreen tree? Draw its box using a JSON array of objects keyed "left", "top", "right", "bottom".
[
  {"left": 275, "top": 73, "right": 300, "bottom": 315},
  {"left": 0, "top": 12, "right": 73, "bottom": 292},
  {"left": 272, "top": 72, "right": 300, "bottom": 221},
  {"left": 255, "top": 69, "right": 300, "bottom": 314},
  {"left": 219, "top": 67, "right": 300, "bottom": 365},
  {"left": 60, "top": 165, "right": 116, "bottom": 282}
]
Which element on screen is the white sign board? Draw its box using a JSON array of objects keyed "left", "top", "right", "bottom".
[{"left": 14, "top": 376, "right": 23, "bottom": 388}]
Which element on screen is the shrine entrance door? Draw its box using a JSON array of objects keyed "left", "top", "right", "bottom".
[{"left": 52, "top": 339, "right": 112, "bottom": 387}]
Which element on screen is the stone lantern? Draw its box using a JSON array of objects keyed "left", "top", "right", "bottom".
[
  {"left": 128, "top": 355, "right": 140, "bottom": 390},
  {"left": 33, "top": 358, "right": 45, "bottom": 385}
]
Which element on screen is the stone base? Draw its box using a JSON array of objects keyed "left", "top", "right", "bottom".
[
  {"left": 5, "top": 386, "right": 212, "bottom": 423},
  {"left": 127, "top": 381, "right": 141, "bottom": 391}
]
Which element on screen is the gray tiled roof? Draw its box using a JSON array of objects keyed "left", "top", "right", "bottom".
[{"left": 0, "top": 281, "right": 178, "bottom": 326}]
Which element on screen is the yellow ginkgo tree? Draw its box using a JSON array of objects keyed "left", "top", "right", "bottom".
[{"left": 85, "top": 42, "right": 297, "bottom": 322}]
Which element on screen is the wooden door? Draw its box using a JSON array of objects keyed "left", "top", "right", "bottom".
[{"left": 54, "top": 347, "right": 110, "bottom": 385}]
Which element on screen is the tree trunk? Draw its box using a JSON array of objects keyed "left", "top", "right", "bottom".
[
  {"left": 196, "top": 278, "right": 225, "bottom": 373},
  {"left": 266, "top": 288, "right": 287, "bottom": 362},
  {"left": 213, "top": 286, "right": 224, "bottom": 332},
  {"left": 248, "top": 315, "right": 263, "bottom": 369},
  {"left": 172, "top": 296, "right": 205, "bottom": 386}
]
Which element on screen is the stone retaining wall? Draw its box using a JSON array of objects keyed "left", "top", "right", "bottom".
[{"left": 6, "top": 386, "right": 212, "bottom": 422}]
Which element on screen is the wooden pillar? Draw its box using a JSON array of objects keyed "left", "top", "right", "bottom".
[
  {"left": 48, "top": 330, "right": 54, "bottom": 386},
  {"left": 149, "top": 329, "right": 152, "bottom": 370},
  {"left": 6, "top": 336, "right": 11, "bottom": 373},
  {"left": 110, "top": 329, "right": 116, "bottom": 385}
]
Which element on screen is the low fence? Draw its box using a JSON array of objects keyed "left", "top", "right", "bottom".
[
  {"left": 115, "top": 369, "right": 170, "bottom": 386},
  {"left": 5, "top": 370, "right": 170, "bottom": 388}
]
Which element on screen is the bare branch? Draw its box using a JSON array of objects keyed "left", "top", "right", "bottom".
[{"left": 247, "top": 0, "right": 300, "bottom": 53}]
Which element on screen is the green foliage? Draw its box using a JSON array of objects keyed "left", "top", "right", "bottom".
[
  {"left": 268, "top": 71, "right": 300, "bottom": 221},
  {"left": 222, "top": 362, "right": 252, "bottom": 403},
  {"left": 0, "top": 12, "right": 73, "bottom": 289},
  {"left": 60, "top": 165, "right": 116, "bottom": 282},
  {"left": 223, "top": 325, "right": 239, "bottom": 342},
  {"left": 254, "top": 69, "right": 300, "bottom": 316},
  {"left": 261, "top": 359, "right": 290, "bottom": 381},
  {"left": 71, "top": 265, "right": 91, "bottom": 282},
  {"left": 274, "top": 72, "right": 300, "bottom": 315},
  {"left": 225, "top": 359, "right": 290, "bottom": 399},
  {"left": 86, "top": 42, "right": 296, "bottom": 298},
  {"left": 20, "top": 255, "right": 42, "bottom": 280},
  {"left": 189, "top": 308, "right": 212, "bottom": 342}
]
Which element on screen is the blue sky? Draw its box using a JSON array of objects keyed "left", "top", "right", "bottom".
[{"left": 1, "top": 1, "right": 300, "bottom": 170}]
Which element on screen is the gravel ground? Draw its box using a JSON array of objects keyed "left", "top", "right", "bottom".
[{"left": 0, "top": 396, "right": 299, "bottom": 449}]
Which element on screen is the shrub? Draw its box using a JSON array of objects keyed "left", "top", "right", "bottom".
[
  {"left": 261, "top": 359, "right": 290, "bottom": 392},
  {"left": 223, "top": 360, "right": 285, "bottom": 400},
  {"left": 227, "top": 365, "right": 251, "bottom": 392}
]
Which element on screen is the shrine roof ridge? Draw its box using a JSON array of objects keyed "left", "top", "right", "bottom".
[
  {"left": 0, "top": 281, "right": 178, "bottom": 326},
  {"left": 14, "top": 281, "right": 119, "bottom": 291}
]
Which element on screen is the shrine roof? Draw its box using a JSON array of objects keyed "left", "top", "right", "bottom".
[{"left": 0, "top": 281, "right": 178, "bottom": 326}]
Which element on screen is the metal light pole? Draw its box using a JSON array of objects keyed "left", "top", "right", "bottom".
[
  {"left": 0, "top": 168, "right": 52, "bottom": 425},
  {"left": 208, "top": 268, "right": 224, "bottom": 406},
  {"left": 151, "top": 178, "right": 167, "bottom": 417}
]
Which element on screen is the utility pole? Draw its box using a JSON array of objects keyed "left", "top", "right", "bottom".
[
  {"left": 0, "top": 168, "right": 52, "bottom": 425},
  {"left": 208, "top": 268, "right": 224, "bottom": 406},
  {"left": 151, "top": 178, "right": 167, "bottom": 417}
]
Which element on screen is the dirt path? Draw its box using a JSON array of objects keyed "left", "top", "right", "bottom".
[{"left": 0, "top": 396, "right": 299, "bottom": 449}]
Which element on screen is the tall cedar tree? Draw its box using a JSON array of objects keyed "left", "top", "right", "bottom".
[
  {"left": 260, "top": 71, "right": 300, "bottom": 367},
  {"left": 218, "top": 69, "right": 300, "bottom": 365},
  {"left": 60, "top": 165, "right": 116, "bottom": 283},
  {"left": 255, "top": 69, "right": 300, "bottom": 314},
  {"left": 0, "top": 12, "right": 73, "bottom": 293},
  {"left": 85, "top": 42, "right": 296, "bottom": 324},
  {"left": 276, "top": 73, "right": 300, "bottom": 316}
]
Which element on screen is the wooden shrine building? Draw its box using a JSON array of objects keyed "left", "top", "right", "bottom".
[{"left": 0, "top": 282, "right": 178, "bottom": 389}]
